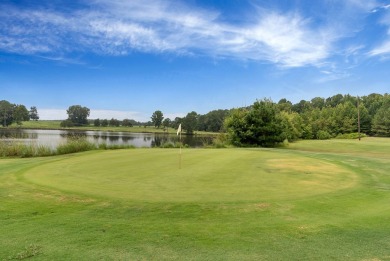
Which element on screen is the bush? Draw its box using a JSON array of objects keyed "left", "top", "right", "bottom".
[
  {"left": 316, "top": 130, "right": 332, "bottom": 140},
  {"left": 336, "top": 132, "right": 367, "bottom": 139},
  {"left": 60, "top": 120, "right": 75, "bottom": 127}
]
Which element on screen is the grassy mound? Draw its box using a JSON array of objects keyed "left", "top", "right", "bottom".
[{"left": 24, "top": 149, "right": 356, "bottom": 202}]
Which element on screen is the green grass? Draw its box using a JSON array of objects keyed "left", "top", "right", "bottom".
[{"left": 1, "top": 139, "right": 389, "bottom": 260}]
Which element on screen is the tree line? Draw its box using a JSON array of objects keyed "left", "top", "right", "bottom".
[
  {"left": 2, "top": 92, "right": 389, "bottom": 147},
  {"left": 225, "top": 93, "right": 390, "bottom": 147},
  {"left": 0, "top": 100, "right": 39, "bottom": 127}
]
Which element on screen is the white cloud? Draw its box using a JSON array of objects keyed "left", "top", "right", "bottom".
[
  {"left": 38, "top": 109, "right": 68, "bottom": 120},
  {"left": 0, "top": 0, "right": 381, "bottom": 67}
]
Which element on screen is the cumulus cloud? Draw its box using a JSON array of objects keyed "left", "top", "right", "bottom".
[{"left": 0, "top": 0, "right": 383, "bottom": 67}]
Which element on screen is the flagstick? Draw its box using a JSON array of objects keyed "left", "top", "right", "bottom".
[{"left": 179, "top": 129, "right": 182, "bottom": 169}]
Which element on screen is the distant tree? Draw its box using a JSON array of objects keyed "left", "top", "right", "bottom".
[
  {"left": 14, "top": 105, "right": 30, "bottom": 125},
  {"left": 334, "top": 101, "right": 357, "bottom": 134},
  {"left": 198, "top": 109, "right": 229, "bottom": 132},
  {"left": 292, "top": 100, "right": 311, "bottom": 113},
  {"left": 122, "top": 119, "right": 133, "bottom": 127},
  {"left": 101, "top": 119, "right": 108, "bottom": 127},
  {"left": 311, "top": 97, "right": 325, "bottom": 109},
  {"left": 182, "top": 111, "right": 198, "bottom": 134},
  {"left": 372, "top": 97, "right": 390, "bottom": 136},
  {"left": 280, "top": 111, "right": 303, "bottom": 141},
  {"left": 94, "top": 118, "right": 101, "bottom": 127},
  {"left": 0, "top": 100, "right": 15, "bottom": 127},
  {"left": 109, "top": 118, "right": 120, "bottom": 127},
  {"left": 162, "top": 118, "right": 171, "bottom": 130},
  {"left": 29, "top": 106, "right": 39, "bottom": 121},
  {"left": 326, "top": 94, "right": 344, "bottom": 107},
  {"left": 277, "top": 98, "right": 293, "bottom": 112},
  {"left": 172, "top": 117, "right": 182, "bottom": 129},
  {"left": 151, "top": 110, "right": 164, "bottom": 128},
  {"left": 362, "top": 93, "right": 384, "bottom": 118},
  {"left": 66, "top": 105, "right": 90, "bottom": 126}
]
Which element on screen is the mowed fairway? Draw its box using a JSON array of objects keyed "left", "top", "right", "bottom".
[{"left": 1, "top": 139, "right": 390, "bottom": 260}]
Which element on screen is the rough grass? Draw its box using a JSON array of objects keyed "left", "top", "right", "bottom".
[{"left": 1, "top": 138, "right": 389, "bottom": 260}]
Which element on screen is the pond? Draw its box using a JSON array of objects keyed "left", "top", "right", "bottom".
[{"left": 0, "top": 129, "right": 215, "bottom": 148}]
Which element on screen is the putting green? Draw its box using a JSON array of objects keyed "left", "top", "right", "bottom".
[{"left": 23, "top": 149, "right": 358, "bottom": 202}]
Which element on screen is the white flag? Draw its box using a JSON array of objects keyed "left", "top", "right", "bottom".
[{"left": 177, "top": 124, "right": 182, "bottom": 136}]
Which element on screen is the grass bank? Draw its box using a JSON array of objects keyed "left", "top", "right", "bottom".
[
  {"left": 0, "top": 138, "right": 389, "bottom": 260},
  {"left": 9, "top": 120, "right": 216, "bottom": 135}
]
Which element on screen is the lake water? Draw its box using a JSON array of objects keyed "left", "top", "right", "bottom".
[{"left": 0, "top": 129, "right": 214, "bottom": 148}]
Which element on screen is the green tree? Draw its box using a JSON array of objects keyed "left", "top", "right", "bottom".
[
  {"left": 29, "top": 106, "right": 39, "bottom": 121},
  {"left": 151, "top": 110, "right": 164, "bottom": 128},
  {"left": 280, "top": 111, "right": 303, "bottom": 141},
  {"left": 14, "top": 105, "right": 30, "bottom": 125},
  {"left": 109, "top": 118, "right": 120, "bottom": 127},
  {"left": 0, "top": 100, "right": 15, "bottom": 127},
  {"left": 122, "top": 119, "right": 133, "bottom": 127},
  {"left": 162, "top": 118, "right": 171, "bottom": 130},
  {"left": 326, "top": 94, "right": 344, "bottom": 107},
  {"left": 292, "top": 100, "right": 312, "bottom": 113},
  {"left": 372, "top": 97, "right": 390, "bottom": 136},
  {"left": 334, "top": 101, "right": 357, "bottom": 134},
  {"left": 66, "top": 105, "right": 90, "bottom": 126},
  {"left": 201, "top": 109, "right": 229, "bottom": 132},
  {"left": 182, "top": 111, "right": 198, "bottom": 135},
  {"left": 311, "top": 97, "right": 325, "bottom": 109},
  {"left": 225, "top": 99, "right": 285, "bottom": 147},
  {"left": 172, "top": 117, "right": 182, "bottom": 129},
  {"left": 277, "top": 98, "right": 293, "bottom": 112},
  {"left": 101, "top": 119, "right": 109, "bottom": 127},
  {"left": 94, "top": 118, "right": 101, "bottom": 127}
]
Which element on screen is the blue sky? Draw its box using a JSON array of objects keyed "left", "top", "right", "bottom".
[{"left": 1, "top": 0, "right": 390, "bottom": 121}]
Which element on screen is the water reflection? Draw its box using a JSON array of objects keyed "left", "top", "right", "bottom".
[{"left": 0, "top": 129, "right": 214, "bottom": 148}]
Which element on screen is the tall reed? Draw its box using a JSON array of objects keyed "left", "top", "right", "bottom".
[
  {"left": 1, "top": 138, "right": 137, "bottom": 158},
  {"left": 0, "top": 141, "right": 54, "bottom": 158}
]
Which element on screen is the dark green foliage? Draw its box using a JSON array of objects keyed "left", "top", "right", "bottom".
[
  {"left": 0, "top": 100, "right": 36, "bottom": 127},
  {"left": 60, "top": 119, "right": 75, "bottom": 127},
  {"left": 151, "top": 110, "right": 164, "bottom": 128},
  {"left": 336, "top": 132, "right": 367, "bottom": 139},
  {"left": 197, "top": 109, "right": 230, "bottom": 132},
  {"left": 372, "top": 96, "right": 390, "bottom": 136},
  {"left": 94, "top": 118, "right": 101, "bottom": 127},
  {"left": 182, "top": 111, "right": 198, "bottom": 135},
  {"left": 223, "top": 93, "right": 389, "bottom": 146},
  {"left": 14, "top": 105, "right": 30, "bottom": 125},
  {"left": 29, "top": 106, "right": 39, "bottom": 121},
  {"left": 66, "top": 105, "right": 90, "bottom": 126},
  {"left": 109, "top": 118, "right": 120, "bottom": 127},
  {"left": 122, "top": 119, "right": 134, "bottom": 127},
  {"left": 225, "top": 99, "right": 285, "bottom": 147},
  {"left": 101, "top": 119, "right": 109, "bottom": 127}
]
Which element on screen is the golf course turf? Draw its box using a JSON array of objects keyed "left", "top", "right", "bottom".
[{"left": 1, "top": 138, "right": 389, "bottom": 260}]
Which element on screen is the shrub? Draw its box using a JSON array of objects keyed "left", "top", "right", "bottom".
[
  {"left": 317, "top": 130, "right": 332, "bottom": 140},
  {"left": 336, "top": 132, "right": 367, "bottom": 139}
]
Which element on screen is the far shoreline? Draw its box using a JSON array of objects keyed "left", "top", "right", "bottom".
[{"left": 4, "top": 120, "right": 219, "bottom": 136}]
